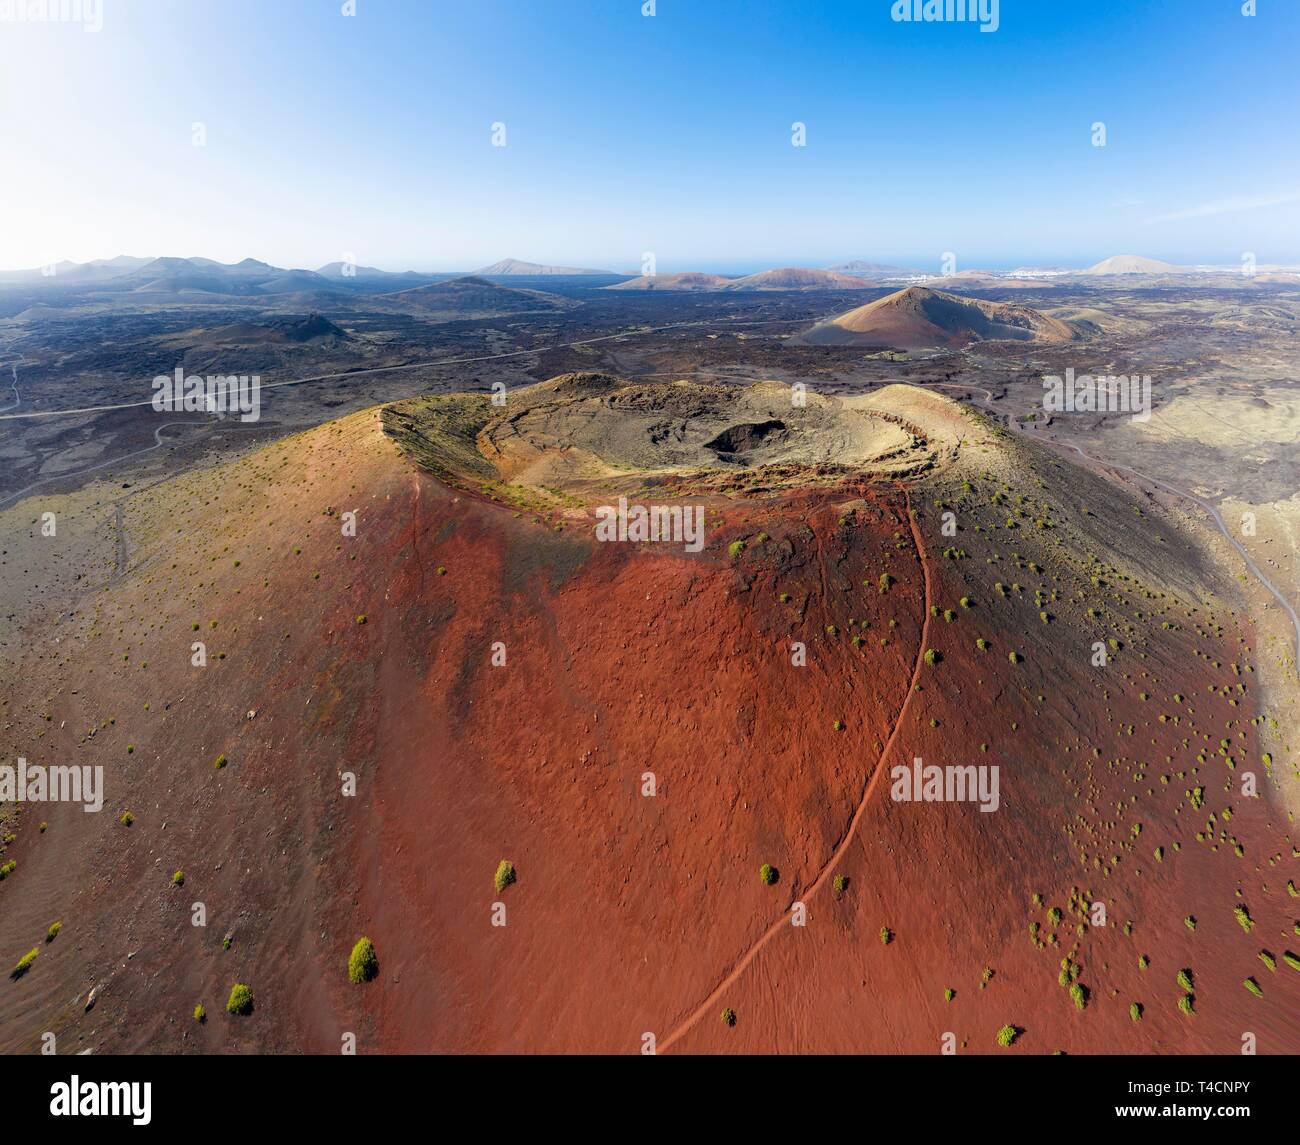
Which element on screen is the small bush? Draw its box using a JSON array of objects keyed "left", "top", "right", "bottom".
[
  {"left": 1069, "top": 982, "right": 1088, "bottom": 1011},
  {"left": 1178, "top": 993, "right": 1195, "bottom": 1015},
  {"left": 226, "top": 983, "right": 254, "bottom": 1015},
  {"left": 1176, "top": 968, "right": 1194, "bottom": 992},
  {"left": 119, "top": 811, "right": 134, "bottom": 827},
  {"left": 494, "top": 860, "right": 516, "bottom": 893},
  {"left": 721, "top": 1007, "right": 736, "bottom": 1027},
  {"left": 172, "top": 870, "right": 185, "bottom": 887},
  {"left": 46, "top": 922, "right": 61, "bottom": 943},
  {"left": 759, "top": 863, "right": 778, "bottom": 886},
  {"left": 879, "top": 926, "right": 893, "bottom": 946},
  {"left": 923, "top": 649, "right": 941, "bottom": 665},
  {"left": 1008, "top": 651, "right": 1021, "bottom": 664},
  {"left": 995, "top": 1024, "right": 1019, "bottom": 1047},
  {"left": 194, "top": 1004, "right": 206, "bottom": 1023},
  {"left": 1243, "top": 977, "right": 1263, "bottom": 998},
  {"left": 1129, "top": 1002, "right": 1142, "bottom": 1021},
  {"left": 1234, "top": 905, "right": 1254, "bottom": 933},
  {"left": 214, "top": 754, "right": 227, "bottom": 770},
  {"left": 348, "top": 937, "right": 379, "bottom": 984},
  {"left": 11, "top": 947, "right": 38, "bottom": 978},
  {"left": 832, "top": 874, "right": 849, "bottom": 895}
]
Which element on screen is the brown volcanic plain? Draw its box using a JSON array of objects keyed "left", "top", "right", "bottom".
[{"left": 0, "top": 375, "right": 1296, "bottom": 1055}]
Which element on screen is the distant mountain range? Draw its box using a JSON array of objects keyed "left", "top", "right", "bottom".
[
  {"left": 473, "top": 258, "right": 614, "bottom": 276},
  {"left": 1, "top": 253, "right": 1290, "bottom": 296}
]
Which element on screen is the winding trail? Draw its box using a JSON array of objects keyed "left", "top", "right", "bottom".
[
  {"left": 0, "top": 420, "right": 266, "bottom": 512},
  {"left": 0, "top": 354, "right": 23, "bottom": 412},
  {"left": 658, "top": 491, "right": 932, "bottom": 1052},
  {"left": 0, "top": 318, "right": 800, "bottom": 423}
]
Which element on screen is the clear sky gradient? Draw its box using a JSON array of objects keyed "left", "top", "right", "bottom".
[{"left": 2, "top": 0, "right": 1298, "bottom": 272}]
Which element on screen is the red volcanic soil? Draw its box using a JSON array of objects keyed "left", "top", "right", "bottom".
[{"left": 0, "top": 392, "right": 1296, "bottom": 1055}]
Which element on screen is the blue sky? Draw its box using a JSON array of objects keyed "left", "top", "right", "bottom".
[{"left": 1, "top": 0, "right": 1298, "bottom": 272}]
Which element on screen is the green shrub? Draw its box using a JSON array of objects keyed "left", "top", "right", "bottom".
[
  {"left": 1243, "top": 977, "right": 1263, "bottom": 998},
  {"left": 1176, "top": 968, "right": 1194, "bottom": 992},
  {"left": 214, "top": 754, "right": 227, "bottom": 770},
  {"left": 1234, "top": 905, "right": 1254, "bottom": 933},
  {"left": 1178, "top": 993, "right": 1195, "bottom": 1015},
  {"left": 226, "top": 983, "right": 254, "bottom": 1015},
  {"left": 1258, "top": 950, "right": 1276, "bottom": 973},
  {"left": 194, "top": 1004, "right": 206, "bottom": 1023},
  {"left": 721, "top": 1007, "right": 736, "bottom": 1027},
  {"left": 944, "top": 988, "right": 955, "bottom": 1002},
  {"left": 172, "top": 870, "right": 185, "bottom": 887},
  {"left": 46, "top": 922, "right": 61, "bottom": 943},
  {"left": 879, "top": 926, "right": 893, "bottom": 945},
  {"left": 11, "top": 947, "right": 38, "bottom": 978},
  {"left": 832, "top": 874, "right": 849, "bottom": 895},
  {"left": 1129, "top": 1002, "right": 1142, "bottom": 1021},
  {"left": 1069, "top": 982, "right": 1088, "bottom": 1010},
  {"left": 759, "top": 863, "right": 778, "bottom": 886},
  {"left": 348, "top": 937, "right": 379, "bottom": 984},
  {"left": 120, "top": 811, "right": 134, "bottom": 826},
  {"left": 494, "top": 859, "right": 516, "bottom": 893},
  {"left": 995, "top": 1024, "right": 1019, "bottom": 1047},
  {"left": 923, "top": 649, "right": 941, "bottom": 665},
  {"left": 1282, "top": 952, "right": 1300, "bottom": 973}
]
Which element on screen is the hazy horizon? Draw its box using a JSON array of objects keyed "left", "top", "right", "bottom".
[{"left": 2, "top": 0, "right": 1298, "bottom": 271}]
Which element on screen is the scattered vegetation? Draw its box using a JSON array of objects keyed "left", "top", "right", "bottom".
[
  {"left": 11, "top": 948, "right": 38, "bottom": 979},
  {"left": 721, "top": 1007, "right": 736, "bottom": 1027},
  {"left": 995, "top": 1024, "right": 1020, "bottom": 1047},
  {"left": 46, "top": 922, "right": 61, "bottom": 943},
  {"left": 348, "top": 937, "right": 379, "bottom": 984},
  {"left": 760, "top": 863, "right": 778, "bottom": 886},
  {"left": 226, "top": 983, "right": 254, "bottom": 1015},
  {"left": 494, "top": 859, "right": 516, "bottom": 893}
]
